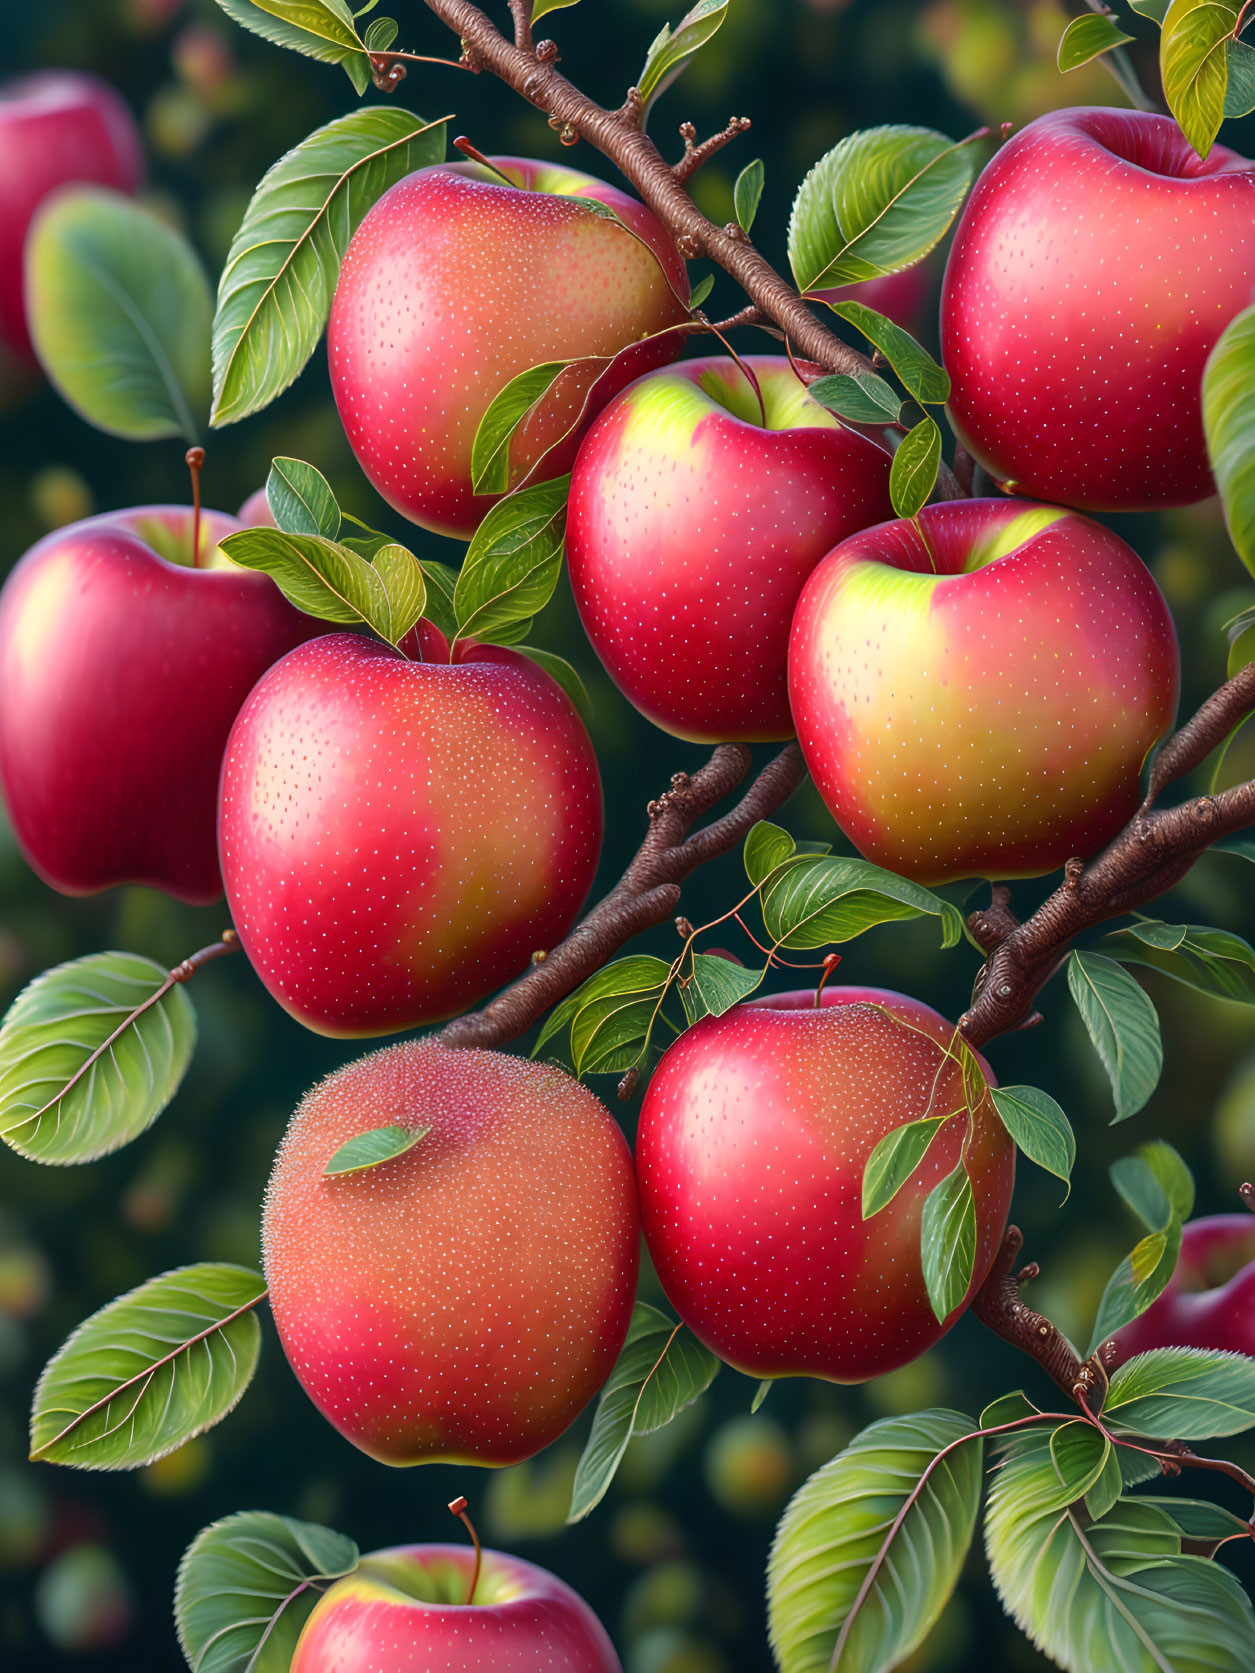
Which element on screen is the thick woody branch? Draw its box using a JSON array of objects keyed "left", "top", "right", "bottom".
[
  {"left": 417, "top": 0, "right": 872, "bottom": 378},
  {"left": 438, "top": 743, "right": 806, "bottom": 1049},
  {"left": 1145, "top": 659, "right": 1255, "bottom": 802},
  {"left": 971, "top": 1226, "right": 1109, "bottom": 1400}
]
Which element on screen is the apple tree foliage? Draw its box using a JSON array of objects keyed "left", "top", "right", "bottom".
[{"left": 4, "top": 1, "right": 1255, "bottom": 1670}]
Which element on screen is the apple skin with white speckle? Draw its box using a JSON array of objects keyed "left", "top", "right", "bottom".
[
  {"left": 218, "top": 631, "right": 603, "bottom": 1038},
  {"left": 635, "top": 986, "right": 1014, "bottom": 1384},
  {"left": 787, "top": 498, "right": 1179, "bottom": 885},
  {"left": 941, "top": 107, "right": 1255, "bottom": 511},
  {"left": 566, "top": 356, "right": 894, "bottom": 743},
  {"left": 327, "top": 156, "right": 690, "bottom": 541},
  {"left": 263, "top": 1042, "right": 639, "bottom": 1470}
]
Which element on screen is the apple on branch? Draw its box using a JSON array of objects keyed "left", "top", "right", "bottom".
[
  {"left": 327, "top": 155, "right": 691, "bottom": 539},
  {"left": 787, "top": 498, "right": 1180, "bottom": 884},
  {"left": 566, "top": 354, "right": 894, "bottom": 743}
]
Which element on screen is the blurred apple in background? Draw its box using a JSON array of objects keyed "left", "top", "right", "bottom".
[
  {"left": 567, "top": 355, "right": 893, "bottom": 742},
  {"left": 219, "top": 630, "right": 603, "bottom": 1036},
  {"left": 0, "top": 71, "right": 142, "bottom": 386},
  {"left": 636, "top": 985, "right": 1014, "bottom": 1383},
  {"left": 291, "top": 1541, "right": 622, "bottom": 1671},
  {"left": 0, "top": 505, "right": 315, "bottom": 903},
  {"left": 788, "top": 498, "right": 1179, "bottom": 883},
  {"left": 328, "top": 157, "right": 690, "bottom": 540},
  {"left": 1106, "top": 1213, "right": 1255, "bottom": 1367},
  {"left": 262, "top": 1041, "right": 639, "bottom": 1466}
]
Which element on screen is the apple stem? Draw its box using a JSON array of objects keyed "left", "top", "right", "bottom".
[
  {"left": 452, "top": 137, "right": 517, "bottom": 187},
  {"left": 814, "top": 953, "right": 841, "bottom": 1007},
  {"left": 185, "top": 447, "right": 205, "bottom": 567},
  {"left": 447, "top": 1496, "right": 482, "bottom": 1605}
]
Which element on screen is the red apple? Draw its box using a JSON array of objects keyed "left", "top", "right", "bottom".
[
  {"left": 816, "top": 263, "right": 934, "bottom": 334},
  {"left": 635, "top": 986, "right": 1014, "bottom": 1383},
  {"left": 941, "top": 108, "right": 1255, "bottom": 510},
  {"left": 787, "top": 498, "right": 1179, "bottom": 884},
  {"left": 327, "top": 156, "right": 690, "bottom": 539},
  {"left": 0, "top": 71, "right": 142, "bottom": 375},
  {"left": 0, "top": 505, "right": 315, "bottom": 904},
  {"left": 565, "top": 355, "right": 893, "bottom": 743},
  {"left": 1105, "top": 1214, "right": 1255, "bottom": 1368},
  {"left": 262, "top": 1040, "right": 639, "bottom": 1467},
  {"left": 218, "top": 629, "right": 603, "bottom": 1036},
  {"left": 291, "top": 1542, "right": 621, "bottom": 1671}
]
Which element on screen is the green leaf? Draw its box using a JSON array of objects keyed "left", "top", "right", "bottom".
[
  {"left": 1104, "top": 1348, "right": 1255, "bottom": 1440},
  {"left": 1067, "top": 951, "right": 1162, "bottom": 1122},
  {"left": 0, "top": 952, "right": 196, "bottom": 1166},
  {"left": 535, "top": 955, "right": 673, "bottom": 1077},
  {"left": 1047, "top": 1421, "right": 1113, "bottom": 1509},
  {"left": 265, "top": 456, "right": 340, "bottom": 539},
  {"left": 1113, "top": 917, "right": 1255, "bottom": 1005},
  {"left": 30, "top": 1264, "right": 265, "bottom": 1470},
  {"left": 513, "top": 645, "right": 592, "bottom": 719},
  {"left": 1203, "top": 301, "right": 1255, "bottom": 578},
  {"left": 415, "top": 558, "right": 458, "bottom": 640},
  {"left": 986, "top": 1426, "right": 1255, "bottom": 1673},
  {"left": 806, "top": 371, "right": 902, "bottom": 426},
  {"left": 767, "top": 1409, "right": 983, "bottom": 1673},
  {"left": 568, "top": 1303, "right": 720, "bottom": 1522},
  {"left": 1130, "top": 0, "right": 1171, "bottom": 18},
  {"left": 362, "top": 14, "right": 397, "bottom": 50},
  {"left": 689, "top": 272, "right": 715, "bottom": 310},
  {"left": 219, "top": 527, "right": 426, "bottom": 645},
  {"left": 1139, "top": 1497, "right": 1253, "bottom": 1553},
  {"left": 733, "top": 158, "right": 765, "bottom": 233},
  {"left": 814, "top": 297, "right": 949, "bottom": 404},
  {"left": 26, "top": 188, "right": 210, "bottom": 444},
  {"left": 751, "top": 1380, "right": 772, "bottom": 1414},
  {"left": 211, "top": 106, "right": 447, "bottom": 426},
  {"left": 744, "top": 820, "right": 800, "bottom": 886},
  {"left": 1058, "top": 12, "right": 1135, "bottom": 71},
  {"left": 990, "top": 1086, "right": 1075, "bottom": 1197},
  {"left": 637, "top": 0, "right": 731, "bottom": 118},
  {"left": 760, "top": 853, "right": 964, "bottom": 951},
  {"left": 453, "top": 476, "right": 569, "bottom": 645},
  {"left": 176, "top": 1510, "right": 359, "bottom": 1673},
  {"left": 920, "top": 1163, "right": 976, "bottom": 1324},
  {"left": 862, "top": 1114, "right": 951, "bottom": 1219},
  {"left": 1110, "top": 1140, "right": 1195, "bottom": 1230},
  {"left": 1088, "top": 1217, "right": 1182, "bottom": 1356},
  {"left": 679, "top": 954, "right": 763, "bottom": 1024},
  {"left": 324, "top": 1122, "right": 430, "bottom": 1176},
  {"left": 533, "top": 0, "right": 582, "bottom": 18},
  {"left": 788, "top": 125, "right": 978, "bottom": 291},
  {"left": 979, "top": 1390, "right": 1042, "bottom": 1429},
  {"left": 889, "top": 416, "right": 942, "bottom": 518},
  {"left": 1161, "top": 0, "right": 1238, "bottom": 159},
  {"left": 470, "top": 361, "right": 571, "bottom": 496},
  {"left": 1224, "top": 35, "right": 1255, "bottom": 114},
  {"left": 213, "top": 0, "right": 372, "bottom": 92}
]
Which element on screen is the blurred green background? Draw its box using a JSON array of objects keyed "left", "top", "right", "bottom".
[{"left": 1, "top": 1, "right": 1254, "bottom": 1668}]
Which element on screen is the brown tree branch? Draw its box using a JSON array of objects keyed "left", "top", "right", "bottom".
[
  {"left": 674, "top": 116, "right": 753, "bottom": 183},
  {"left": 438, "top": 744, "right": 806, "bottom": 1049},
  {"left": 970, "top": 1226, "right": 1090, "bottom": 1397}
]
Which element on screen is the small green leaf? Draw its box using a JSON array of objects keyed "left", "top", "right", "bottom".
[
  {"left": 1110, "top": 1140, "right": 1195, "bottom": 1230},
  {"left": 637, "top": 0, "right": 731, "bottom": 118},
  {"left": 533, "top": 0, "right": 582, "bottom": 18},
  {"left": 1161, "top": 0, "right": 1237, "bottom": 159},
  {"left": 265, "top": 456, "right": 340, "bottom": 539},
  {"left": 31, "top": 1264, "right": 266, "bottom": 1469},
  {"left": 751, "top": 1380, "right": 772, "bottom": 1414},
  {"left": 919, "top": 1163, "right": 976, "bottom": 1324},
  {"left": 815, "top": 296, "right": 950, "bottom": 404},
  {"left": 979, "top": 1390, "right": 1041, "bottom": 1429},
  {"left": 689, "top": 272, "right": 715, "bottom": 310},
  {"left": 1130, "top": 0, "right": 1171, "bottom": 18},
  {"left": 679, "top": 954, "right": 763, "bottom": 1024},
  {"left": 1046, "top": 1421, "right": 1113, "bottom": 1510},
  {"left": 1088, "top": 1218, "right": 1182, "bottom": 1355},
  {"left": 362, "top": 13, "right": 397, "bottom": 50},
  {"left": 890, "top": 416, "right": 942, "bottom": 518},
  {"left": 453, "top": 476, "right": 569, "bottom": 646},
  {"left": 743, "top": 820, "right": 798, "bottom": 886},
  {"left": 471, "top": 361, "right": 571, "bottom": 496},
  {"left": 212, "top": 106, "right": 447, "bottom": 426},
  {"left": 767, "top": 1409, "right": 983, "bottom": 1673},
  {"left": 733, "top": 158, "right": 765, "bottom": 233},
  {"left": 1067, "top": 951, "right": 1162, "bottom": 1122},
  {"left": 568, "top": 1302, "right": 719, "bottom": 1522},
  {"left": 0, "top": 952, "right": 196, "bottom": 1166},
  {"left": 806, "top": 371, "right": 902, "bottom": 425},
  {"left": 1058, "top": 12, "right": 1135, "bottom": 72},
  {"left": 219, "top": 526, "right": 425, "bottom": 644},
  {"left": 760, "top": 852, "right": 964, "bottom": 951},
  {"left": 26, "top": 188, "right": 210, "bottom": 444},
  {"left": 1104, "top": 1348, "right": 1255, "bottom": 1440},
  {"left": 990, "top": 1086, "right": 1075, "bottom": 1197},
  {"left": 788, "top": 125, "right": 979, "bottom": 290},
  {"left": 1139, "top": 1496, "right": 1253, "bottom": 1552},
  {"left": 213, "top": 0, "right": 372, "bottom": 92},
  {"left": 1112, "top": 918, "right": 1255, "bottom": 1004},
  {"left": 1203, "top": 301, "right": 1255, "bottom": 578},
  {"left": 416, "top": 558, "right": 458, "bottom": 641},
  {"left": 176, "top": 1510, "right": 359, "bottom": 1673},
  {"left": 324, "top": 1123, "right": 430, "bottom": 1176},
  {"left": 513, "top": 645, "right": 592, "bottom": 719},
  {"left": 535, "top": 955, "right": 673, "bottom": 1077},
  {"left": 862, "top": 1113, "right": 951, "bottom": 1219}
]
